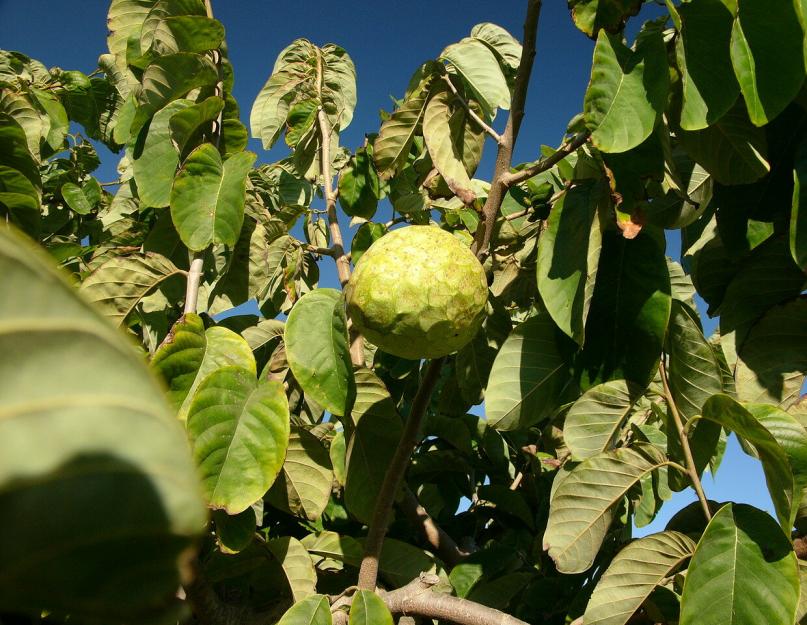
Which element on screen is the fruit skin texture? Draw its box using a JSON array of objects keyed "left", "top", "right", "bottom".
[{"left": 345, "top": 226, "right": 488, "bottom": 360}]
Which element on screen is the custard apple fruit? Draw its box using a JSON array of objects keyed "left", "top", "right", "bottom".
[{"left": 345, "top": 226, "right": 488, "bottom": 359}]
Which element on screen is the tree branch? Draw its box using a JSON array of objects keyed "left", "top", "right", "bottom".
[
  {"left": 381, "top": 574, "right": 530, "bottom": 625},
  {"left": 357, "top": 357, "right": 446, "bottom": 589},
  {"left": 499, "top": 131, "right": 590, "bottom": 188},
  {"left": 659, "top": 359, "right": 712, "bottom": 522},
  {"left": 399, "top": 485, "right": 468, "bottom": 567},
  {"left": 443, "top": 75, "right": 503, "bottom": 145},
  {"left": 471, "top": 0, "right": 543, "bottom": 258},
  {"left": 315, "top": 51, "right": 364, "bottom": 366}
]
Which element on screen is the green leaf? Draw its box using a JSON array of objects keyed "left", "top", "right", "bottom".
[
  {"left": 584, "top": 531, "right": 696, "bottom": 625},
  {"left": 679, "top": 504, "right": 799, "bottom": 625},
  {"left": 0, "top": 226, "right": 206, "bottom": 620},
  {"left": 584, "top": 25, "right": 668, "bottom": 153},
  {"left": 351, "top": 222, "right": 386, "bottom": 265},
  {"left": 339, "top": 147, "right": 380, "bottom": 219},
  {"left": 564, "top": 380, "right": 642, "bottom": 461},
  {"left": 441, "top": 37, "right": 510, "bottom": 114},
  {"left": 79, "top": 252, "right": 184, "bottom": 325},
  {"left": 30, "top": 87, "right": 68, "bottom": 150},
  {"left": 132, "top": 99, "right": 190, "bottom": 208},
  {"left": 212, "top": 507, "right": 257, "bottom": 554},
  {"left": 344, "top": 369, "right": 402, "bottom": 523},
  {"left": 485, "top": 312, "right": 575, "bottom": 431},
  {"left": 134, "top": 52, "right": 218, "bottom": 133},
  {"left": 321, "top": 43, "right": 358, "bottom": 131},
  {"left": 106, "top": 0, "right": 154, "bottom": 64},
  {"left": 578, "top": 229, "right": 671, "bottom": 389},
  {"left": 187, "top": 367, "right": 290, "bottom": 514},
  {"left": 170, "top": 143, "right": 257, "bottom": 251},
  {"left": 677, "top": 101, "right": 769, "bottom": 185},
  {"left": 702, "top": 395, "right": 801, "bottom": 528},
  {"left": 470, "top": 23, "right": 522, "bottom": 71},
  {"left": 285, "top": 288, "right": 355, "bottom": 417},
  {"left": 730, "top": 0, "right": 806, "bottom": 126},
  {"left": 676, "top": 0, "right": 740, "bottom": 131},
  {"left": 143, "top": 15, "right": 224, "bottom": 56},
  {"left": 266, "top": 536, "right": 318, "bottom": 602},
  {"left": 277, "top": 595, "right": 332, "bottom": 625},
  {"left": 536, "top": 181, "right": 606, "bottom": 344},
  {"left": 250, "top": 71, "right": 304, "bottom": 150},
  {"left": 266, "top": 427, "right": 334, "bottom": 521},
  {"left": 0, "top": 113, "right": 39, "bottom": 190},
  {"left": 151, "top": 314, "right": 257, "bottom": 421},
  {"left": 169, "top": 95, "right": 224, "bottom": 155},
  {"left": 667, "top": 301, "right": 725, "bottom": 419},
  {"left": 349, "top": 589, "right": 394, "bottom": 625},
  {"left": 568, "top": 0, "right": 643, "bottom": 37},
  {"left": 423, "top": 86, "right": 477, "bottom": 204},
  {"left": 544, "top": 445, "right": 667, "bottom": 573},
  {"left": 734, "top": 298, "right": 807, "bottom": 407},
  {"left": 791, "top": 136, "right": 807, "bottom": 271},
  {"left": 373, "top": 89, "right": 430, "bottom": 177},
  {"left": 60, "top": 181, "right": 93, "bottom": 215}
]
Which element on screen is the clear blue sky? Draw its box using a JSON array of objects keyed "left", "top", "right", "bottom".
[{"left": 0, "top": 0, "right": 774, "bottom": 534}]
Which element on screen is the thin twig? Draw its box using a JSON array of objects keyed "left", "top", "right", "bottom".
[
  {"left": 471, "top": 0, "right": 543, "bottom": 258},
  {"left": 443, "top": 75, "right": 503, "bottom": 145},
  {"left": 499, "top": 131, "right": 589, "bottom": 188},
  {"left": 314, "top": 50, "right": 363, "bottom": 366},
  {"left": 357, "top": 358, "right": 446, "bottom": 590},
  {"left": 659, "top": 360, "right": 712, "bottom": 522},
  {"left": 304, "top": 244, "right": 337, "bottom": 257}
]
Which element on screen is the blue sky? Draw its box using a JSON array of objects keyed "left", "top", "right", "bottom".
[{"left": 0, "top": 0, "right": 775, "bottom": 533}]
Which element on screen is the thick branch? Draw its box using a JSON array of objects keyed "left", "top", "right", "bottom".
[
  {"left": 659, "top": 360, "right": 712, "bottom": 522},
  {"left": 500, "top": 131, "right": 589, "bottom": 188},
  {"left": 399, "top": 485, "right": 468, "bottom": 567},
  {"left": 471, "top": 0, "right": 543, "bottom": 258},
  {"left": 382, "top": 575, "right": 529, "bottom": 625},
  {"left": 443, "top": 75, "right": 503, "bottom": 145},
  {"left": 357, "top": 358, "right": 446, "bottom": 589}
]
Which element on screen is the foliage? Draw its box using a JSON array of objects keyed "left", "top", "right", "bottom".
[{"left": 2, "top": 1, "right": 807, "bottom": 624}]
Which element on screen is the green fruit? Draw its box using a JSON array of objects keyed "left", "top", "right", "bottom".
[{"left": 345, "top": 226, "right": 488, "bottom": 360}]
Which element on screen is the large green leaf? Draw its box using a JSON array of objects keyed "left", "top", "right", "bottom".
[
  {"left": 679, "top": 504, "right": 799, "bottom": 625},
  {"left": 734, "top": 299, "right": 807, "bottom": 407},
  {"left": 169, "top": 95, "right": 224, "bottom": 155},
  {"left": 675, "top": 0, "right": 740, "bottom": 131},
  {"left": 350, "top": 222, "right": 386, "bottom": 265},
  {"left": 730, "top": 0, "right": 805, "bottom": 126},
  {"left": 106, "top": 0, "right": 154, "bottom": 65},
  {"left": 79, "top": 252, "right": 184, "bottom": 325},
  {"left": 250, "top": 71, "right": 304, "bottom": 150},
  {"left": 667, "top": 301, "right": 724, "bottom": 419},
  {"left": 373, "top": 88, "right": 430, "bottom": 177},
  {"left": 266, "top": 536, "right": 318, "bottom": 603},
  {"left": 285, "top": 288, "right": 355, "bottom": 417},
  {"left": 485, "top": 312, "right": 575, "bottom": 431},
  {"left": 141, "top": 15, "right": 224, "bottom": 57},
  {"left": 321, "top": 43, "right": 358, "bottom": 131},
  {"left": 470, "top": 23, "right": 522, "bottom": 71},
  {"left": 0, "top": 226, "right": 206, "bottom": 620},
  {"left": 344, "top": 369, "right": 402, "bottom": 523},
  {"left": 677, "top": 102, "right": 769, "bottom": 185},
  {"left": 536, "top": 181, "right": 606, "bottom": 344},
  {"left": 584, "top": 25, "right": 668, "bottom": 153},
  {"left": 187, "top": 367, "right": 290, "bottom": 514},
  {"left": 131, "top": 99, "right": 190, "bottom": 207},
  {"left": 151, "top": 314, "right": 257, "bottom": 421},
  {"left": 568, "top": 0, "right": 643, "bottom": 37},
  {"left": 338, "top": 147, "right": 380, "bottom": 219},
  {"left": 543, "top": 445, "right": 667, "bottom": 573},
  {"left": 350, "top": 590, "right": 394, "bottom": 625},
  {"left": 440, "top": 37, "right": 510, "bottom": 114},
  {"left": 170, "top": 143, "right": 257, "bottom": 251},
  {"left": 133, "top": 52, "right": 218, "bottom": 134},
  {"left": 578, "top": 230, "right": 671, "bottom": 389},
  {"left": 266, "top": 427, "right": 334, "bottom": 521},
  {"left": 423, "top": 87, "right": 477, "bottom": 204},
  {"left": 564, "top": 380, "right": 642, "bottom": 461},
  {"left": 277, "top": 595, "right": 332, "bottom": 625},
  {"left": 702, "top": 395, "right": 803, "bottom": 528},
  {"left": 584, "top": 531, "right": 696, "bottom": 625}
]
